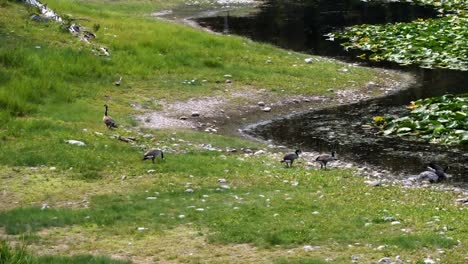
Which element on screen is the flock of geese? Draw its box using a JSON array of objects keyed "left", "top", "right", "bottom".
[
  {"left": 104, "top": 104, "right": 449, "bottom": 182},
  {"left": 280, "top": 148, "right": 448, "bottom": 183}
]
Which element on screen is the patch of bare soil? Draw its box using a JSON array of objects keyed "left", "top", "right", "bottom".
[
  {"left": 25, "top": 226, "right": 335, "bottom": 264},
  {"left": 135, "top": 69, "right": 414, "bottom": 136}
]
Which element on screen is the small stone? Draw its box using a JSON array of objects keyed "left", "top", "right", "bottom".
[
  {"left": 195, "top": 208, "right": 204, "bottom": 212},
  {"left": 304, "top": 58, "right": 314, "bottom": 64},
  {"left": 178, "top": 214, "right": 186, "bottom": 219},
  {"left": 376, "top": 245, "right": 386, "bottom": 250},
  {"left": 312, "top": 211, "right": 320, "bottom": 215},
  {"left": 220, "top": 184, "right": 230, "bottom": 190},
  {"left": 49, "top": 167, "right": 56, "bottom": 171},
  {"left": 254, "top": 150, "right": 266, "bottom": 155},
  {"left": 223, "top": 74, "right": 232, "bottom": 78},
  {"left": 424, "top": 257, "right": 436, "bottom": 264},
  {"left": 218, "top": 178, "right": 227, "bottom": 183},
  {"left": 225, "top": 79, "right": 232, "bottom": 84},
  {"left": 137, "top": 227, "right": 147, "bottom": 231},
  {"left": 191, "top": 112, "right": 200, "bottom": 117},
  {"left": 365, "top": 180, "right": 381, "bottom": 187},
  {"left": 258, "top": 101, "right": 265, "bottom": 106},
  {"left": 147, "top": 169, "right": 156, "bottom": 174},
  {"left": 262, "top": 107, "right": 272, "bottom": 112},
  {"left": 146, "top": 197, "right": 157, "bottom": 200},
  {"left": 303, "top": 245, "right": 314, "bottom": 251},
  {"left": 65, "top": 140, "right": 86, "bottom": 146},
  {"left": 185, "top": 188, "right": 194, "bottom": 193},
  {"left": 179, "top": 116, "right": 188, "bottom": 120},
  {"left": 391, "top": 221, "right": 401, "bottom": 225}
]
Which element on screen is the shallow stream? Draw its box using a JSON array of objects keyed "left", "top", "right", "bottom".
[{"left": 163, "top": 0, "right": 468, "bottom": 180}]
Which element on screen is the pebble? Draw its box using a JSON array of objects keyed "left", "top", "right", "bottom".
[
  {"left": 218, "top": 178, "right": 227, "bottom": 183},
  {"left": 65, "top": 140, "right": 86, "bottom": 146},
  {"left": 146, "top": 197, "right": 157, "bottom": 200},
  {"left": 254, "top": 150, "right": 266, "bottom": 155},
  {"left": 220, "top": 184, "right": 230, "bottom": 190},
  {"left": 147, "top": 170, "right": 156, "bottom": 174},
  {"left": 258, "top": 101, "right": 265, "bottom": 106},
  {"left": 262, "top": 107, "right": 272, "bottom": 112},
  {"left": 391, "top": 221, "right": 401, "bottom": 225},
  {"left": 304, "top": 58, "right": 314, "bottom": 64},
  {"left": 185, "top": 188, "right": 194, "bottom": 193},
  {"left": 178, "top": 215, "right": 185, "bottom": 219},
  {"left": 191, "top": 111, "right": 200, "bottom": 117},
  {"left": 303, "top": 245, "right": 315, "bottom": 251}
]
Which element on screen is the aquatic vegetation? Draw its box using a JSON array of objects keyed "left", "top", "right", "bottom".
[
  {"left": 328, "top": 0, "right": 468, "bottom": 70},
  {"left": 375, "top": 94, "right": 468, "bottom": 145}
]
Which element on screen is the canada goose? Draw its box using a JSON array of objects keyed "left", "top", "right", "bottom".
[
  {"left": 315, "top": 151, "right": 336, "bottom": 169},
  {"left": 114, "top": 76, "right": 122, "bottom": 86},
  {"left": 143, "top": 149, "right": 164, "bottom": 164},
  {"left": 418, "top": 163, "right": 448, "bottom": 183},
  {"left": 281, "top": 149, "right": 301, "bottom": 168},
  {"left": 103, "top": 104, "right": 118, "bottom": 129}
]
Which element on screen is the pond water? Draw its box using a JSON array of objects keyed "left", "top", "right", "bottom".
[{"left": 166, "top": 0, "right": 468, "bottom": 180}]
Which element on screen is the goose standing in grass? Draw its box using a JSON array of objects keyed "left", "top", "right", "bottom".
[
  {"left": 281, "top": 149, "right": 301, "bottom": 168},
  {"left": 143, "top": 149, "right": 164, "bottom": 164},
  {"left": 315, "top": 151, "right": 336, "bottom": 169},
  {"left": 418, "top": 162, "right": 448, "bottom": 183},
  {"left": 103, "top": 104, "right": 118, "bottom": 129}
]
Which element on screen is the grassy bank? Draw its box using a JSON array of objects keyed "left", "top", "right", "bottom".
[{"left": 1, "top": 0, "right": 467, "bottom": 263}]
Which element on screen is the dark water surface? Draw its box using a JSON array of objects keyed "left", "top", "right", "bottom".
[{"left": 187, "top": 0, "right": 468, "bottom": 180}]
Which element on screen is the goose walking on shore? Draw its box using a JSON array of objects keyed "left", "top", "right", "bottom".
[
  {"left": 315, "top": 151, "right": 337, "bottom": 169},
  {"left": 281, "top": 150, "right": 301, "bottom": 168},
  {"left": 103, "top": 104, "right": 118, "bottom": 129}
]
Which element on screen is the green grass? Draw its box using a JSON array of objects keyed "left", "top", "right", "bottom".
[
  {"left": 0, "top": 240, "right": 129, "bottom": 264},
  {"left": 0, "top": 0, "right": 466, "bottom": 263}
]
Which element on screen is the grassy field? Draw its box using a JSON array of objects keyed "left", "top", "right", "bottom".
[{"left": 1, "top": 0, "right": 467, "bottom": 263}]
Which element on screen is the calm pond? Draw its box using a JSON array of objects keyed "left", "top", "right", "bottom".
[{"left": 165, "top": 0, "right": 468, "bottom": 180}]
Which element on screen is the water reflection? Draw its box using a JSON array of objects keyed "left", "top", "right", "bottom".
[{"left": 196, "top": 0, "right": 438, "bottom": 58}]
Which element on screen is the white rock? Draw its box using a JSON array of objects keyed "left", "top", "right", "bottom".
[
  {"left": 303, "top": 245, "right": 315, "bottom": 251},
  {"left": 312, "top": 211, "right": 320, "bottom": 215},
  {"left": 49, "top": 167, "right": 56, "bottom": 171},
  {"left": 137, "top": 227, "right": 147, "bottom": 231},
  {"left": 254, "top": 150, "right": 266, "bottom": 155},
  {"left": 65, "top": 140, "right": 85, "bottom": 146},
  {"left": 391, "top": 221, "right": 401, "bottom": 225},
  {"left": 424, "top": 257, "right": 436, "bottom": 264},
  {"left": 195, "top": 208, "right": 205, "bottom": 212},
  {"left": 262, "top": 107, "right": 271, "bottom": 112},
  {"left": 220, "top": 184, "right": 230, "bottom": 190},
  {"left": 258, "top": 101, "right": 265, "bottom": 106},
  {"left": 147, "top": 169, "right": 156, "bottom": 173},
  {"left": 185, "top": 188, "right": 194, "bottom": 193},
  {"left": 218, "top": 178, "right": 227, "bottom": 183},
  {"left": 146, "top": 197, "right": 157, "bottom": 200},
  {"left": 178, "top": 214, "right": 186, "bottom": 219},
  {"left": 304, "top": 58, "right": 314, "bottom": 64}
]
